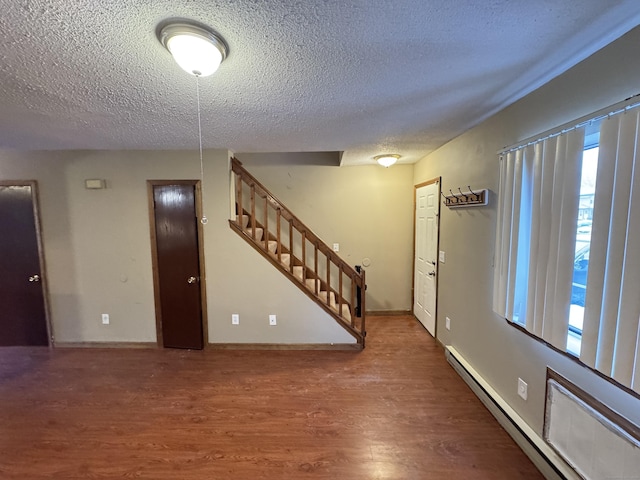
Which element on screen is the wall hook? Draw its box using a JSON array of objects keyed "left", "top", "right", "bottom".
[{"left": 442, "top": 186, "right": 488, "bottom": 208}]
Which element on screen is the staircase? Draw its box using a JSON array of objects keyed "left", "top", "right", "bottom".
[{"left": 228, "top": 158, "right": 366, "bottom": 347}]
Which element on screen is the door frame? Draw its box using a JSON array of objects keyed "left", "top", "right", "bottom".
[
  {"left": 147, "top": 180, "right": 209, "bottom": 347},
  {"left": 412, "top": 177, "right": 441, "bottom": 334},
  {"left": 0, "top": 180, "right": 53, "bottom": 346}
]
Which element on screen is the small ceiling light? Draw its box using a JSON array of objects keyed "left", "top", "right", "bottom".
[
  {"left": 159, "top": 22, "right": 228, "bottom": 77},
  {"left": 374, "top": 154, "right": 400, "bottom": 167}
]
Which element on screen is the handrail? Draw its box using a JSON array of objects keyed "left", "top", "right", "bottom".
[
  {"left": 231, "top": 158, "right": 364, "bottom": 285},
  {"left": 230, "top": 157, "right": 366, "bottom": 345}
]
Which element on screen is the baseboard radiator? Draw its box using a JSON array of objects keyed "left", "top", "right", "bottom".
[{"left": 445, "top": 346, "right": 578, "bottom": 480}]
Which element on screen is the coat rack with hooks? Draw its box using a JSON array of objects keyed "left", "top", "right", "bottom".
[{"left": 441, "top": 186, "right": 488, "bottom": 208}]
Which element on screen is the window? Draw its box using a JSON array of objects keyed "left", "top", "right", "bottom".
[{"left": 494, "top": 104, "right": 640, "bottom": 394}]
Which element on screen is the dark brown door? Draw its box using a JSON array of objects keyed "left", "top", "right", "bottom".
[
  {"left": 0, "top": 183, "right": 48, "bottom": 346},
  {"left": 152, "top": 183, "right": 204, "bottom": 349}
]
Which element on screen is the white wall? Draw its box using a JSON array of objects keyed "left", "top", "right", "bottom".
[{"left": 414, "top": 26, "right": 640, "bottom": 435}]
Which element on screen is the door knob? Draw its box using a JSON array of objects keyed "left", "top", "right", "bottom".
[
  {"left": 187, "top": 276, "right": 198, "bottom": 284},
  {"left": 29, "top": 274, "right": 40, "bottom": 282},
  {"left": 428, "top": 271, "right": 436, "bottom": 277}
]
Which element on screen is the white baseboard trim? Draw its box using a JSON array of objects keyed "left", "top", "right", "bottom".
[{"left": 445, "top": 346, "right": 579, "bottom": 480}]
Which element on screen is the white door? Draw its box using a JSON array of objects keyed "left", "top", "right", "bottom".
[{"left": 414, "top": 180, "right": 440, "bottom": 336}]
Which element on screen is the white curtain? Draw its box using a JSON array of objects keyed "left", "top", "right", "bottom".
[
  {"left": 581, "top": 111, "right": 640, "bottom": 393},
  {"left": 494, "top": 128, "right": 584, "bottom": 350},
  {"left": 493, "top": 149, "right": 521, "bottom": 320}
]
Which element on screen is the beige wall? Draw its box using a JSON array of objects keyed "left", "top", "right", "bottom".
[
  {"left": 238, "top": 152, "right": 415, "bottom": 312},
  {"left": 0, "top": 149, "right": 355, "bottom": 345},
  {"left": 414, "top": 27, "right": 640, "bottom": 434}
]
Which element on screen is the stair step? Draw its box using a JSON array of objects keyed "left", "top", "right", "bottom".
[
  {"left": 318, "top": 291, "right": 336, "bottom": 308},
  {"left": 245, "top": 227, "right": 263, "bottom": 241},
  {"left": 280, "top": 253, "right": 290, "bottom": 266},
  {"left": 292, "top": 266, "right": 304, "bottom": 281},
  {"left": 267, "top": 241, "right": 278, "bottom": 254},
  {"left": 305, "top": 278, "right": 319, "bottom": 291},
  {"left": 336, "top": 305, "right": 352, "bottom": 323},
  {"left": 236, "top": 214, "right": 249, "bottom": 228}
]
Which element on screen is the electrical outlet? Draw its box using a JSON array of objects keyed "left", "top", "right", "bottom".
[
  {"left": 439, "top": 251, "right": 446, "bottom": 263},
  {"left": 232, "top": 314, "right": 239, "bottom": 325},
  {"left": 269, "top": 314, "right": 277, "bottom": 326},
  {"left": 101, "top": 313, "right": 109, "bottom": 325},
  {"left": 332, "top": 243, "right": 339, "bottom": 252},
  {"left": 445, "top": 316, "right": 451, "bottom": 330},
  {"left": 518, "top": 378, "right": 528, "bottom": 400}
]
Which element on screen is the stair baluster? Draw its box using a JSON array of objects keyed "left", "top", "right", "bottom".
[{"left": 276, "top": 208, "right": 282, "bottom": 263}]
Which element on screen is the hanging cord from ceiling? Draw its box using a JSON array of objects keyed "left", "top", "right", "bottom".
[{"left": 195, "top": 74, "right": 208, "bottom": 225}]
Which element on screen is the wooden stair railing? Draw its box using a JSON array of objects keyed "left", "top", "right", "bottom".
[{"left": 228, "top": 157, "right": 366, "bottom": 347}]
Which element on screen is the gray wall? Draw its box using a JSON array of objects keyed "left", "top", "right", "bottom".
[{"left": 414, "top": 27, "right": 640, "bottom": 434}]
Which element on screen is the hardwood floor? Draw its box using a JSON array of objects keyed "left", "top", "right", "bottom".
[{"left": 0, "top": 315, "right": 544, "bottom": 479}]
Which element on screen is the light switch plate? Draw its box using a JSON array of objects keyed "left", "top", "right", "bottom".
[
  {"left": 439, "top": 251, "right": 446, "bottom": 263},
  {"left": 85, "top": 179, "right": 105, "bottom": 189},
  {"left": 518, "top": 378, "right": 528, "bottom": 400}
]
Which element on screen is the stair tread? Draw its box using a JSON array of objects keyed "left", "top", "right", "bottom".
[
  {"left": 244, "top": 227, "right": 264, "bottom": 241},
  {"left": 280, "top": 253, "right": 291, "bottom": 266},
  {"left": 292, "top": 265, "right": 304, "bottom": 280},
  {"left": 337, "top": 305, "right": 352, "bottom": 322},
  {"left": 236, "top": 214, "right": 249, "bottom": 228},
  {"left": 318, "top": 291, "right": 336, "bottom": 307}
]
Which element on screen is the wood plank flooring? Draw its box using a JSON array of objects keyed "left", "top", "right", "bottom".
[{"left": 0, "top": 315, "right": 544, "bottom": 479}]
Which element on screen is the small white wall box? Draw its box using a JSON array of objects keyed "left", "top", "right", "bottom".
[{"left": 85, "top": 179, "right": 106, "bottom": 189}]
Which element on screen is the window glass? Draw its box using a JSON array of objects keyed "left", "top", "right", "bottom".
[{"left": 567, "top": 142, "right": 599, "bottom": 355}]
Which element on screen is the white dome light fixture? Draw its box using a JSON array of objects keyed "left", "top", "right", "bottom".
[
  {"left": 159, "top": 22, "right": 228, "bottom": 77},
  {"left": 374, "top": 154, "right": 400, "bottom": 168}
]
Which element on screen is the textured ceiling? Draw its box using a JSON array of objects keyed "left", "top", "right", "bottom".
[{"left": 1, "top": 1, "right": 640, "bottom": 166}]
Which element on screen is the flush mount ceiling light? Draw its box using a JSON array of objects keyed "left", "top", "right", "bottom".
[
  {"left": 374, "top": 154, "right": 400, "bottom": 167},
  {"left": 159, "top": 22, "right": 228, "bottom": 77},
  {"left": 157, "top": 20, "right": 230, "bottom": 225}
]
